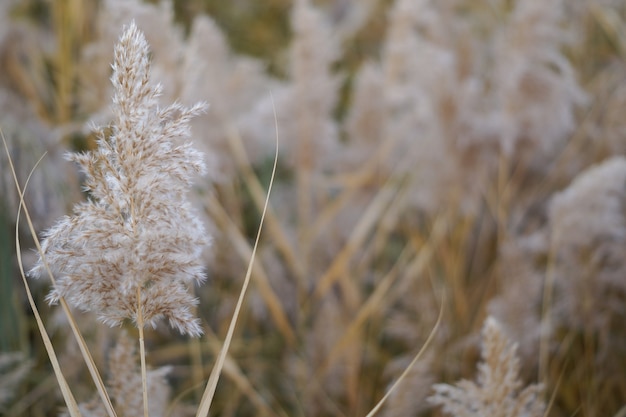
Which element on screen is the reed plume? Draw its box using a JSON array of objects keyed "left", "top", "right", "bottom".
[
  {"left": 429, "top": 316, "right": 545, "bottom": 417},
  {"left": 30, "top": 21, "right": 209, "bottom": 337}
]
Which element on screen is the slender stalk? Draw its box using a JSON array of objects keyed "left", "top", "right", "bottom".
[
  {"left": 8, "top": 149, "right": 81, "bottom": 417},
  {"left": 196, "top": 96, "right": 279, "bottom": 417},
  {"left": 539, "top": 230, "right": 559, "bottom": 384},
  {"left": 365, "top": 291, "right": 444, "bottom": 417},
  {"left": 137, "top": 287, "right": 149, "bottom": 417},
  {"left": 3, "top": 133, "right": 117, "bottom": 417}
]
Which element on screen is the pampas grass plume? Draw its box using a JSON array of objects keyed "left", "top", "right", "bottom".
[
  {"left": 30, "top": 21, "right": 209, "bottom": 337},
  {"left": 429, "top": 316, "right": 545, "bottom": 417}
]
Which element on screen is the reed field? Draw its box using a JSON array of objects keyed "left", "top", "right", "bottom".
[{"left": 1, "top": 0, "right": 625, "bottom": 416}]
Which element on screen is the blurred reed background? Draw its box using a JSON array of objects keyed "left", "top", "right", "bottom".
[{"left": 1, "top": 0, "right": 626, "bottom": 416}]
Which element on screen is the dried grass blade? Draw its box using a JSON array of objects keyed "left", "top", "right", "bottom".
[
  {"left": 3, "top": 138, "right": 80, "bottom": 417},
  {"left": 136, "top": 287, "right": 149, "bottom": 417},
  {"left": 2, "top": 132, "right": 117, "bottom": 417},
  {"left": 590, "top": 4, "right": 626, "bottom": 57},
  {"left": 15, "top": 230, "right": 81, "bottom": 417},
  {"left": 195, "top": 95, "right": 279, "bottom": 417},
  {"left": 203, "top": 327, "right": 290, "bottom": 417},
  {"left": 5, "top": 373, "right": 58, "bottom": 417},
  {"left": 226, "top": 123, "right": 306, "bottom": 284},
  {"left": 312, "top": 133, "right": 400, "bottom": 240},
  {"left": 57, "top": 298, "right": 117, "bottom": 417},
  {"left": 318, "top": 216, "right": 445, "bottom": 379},
  {"left": 205, "top": 195, "right": 296, "bottom": 345},
  {"left": 313, "top": 180, "right": 399, "bottom": 301},
  {"left": 544, "top": 363, "right": 564, "bottom": 417},
  {"left": 539, "top": 229, "right": 559, "bottom": 383},
  {"left": 315, "top": 245, "right": 411, "bottom": 380},
  {"left": 364, "top": 291, "right": 444, "bottom": 417}
]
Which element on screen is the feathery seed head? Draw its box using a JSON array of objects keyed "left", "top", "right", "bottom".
[
  {"left": 31, "top": 21, "right": 209, "bottom": 337},
  {"left": 429, "top": 316, "right": 545, "bottom": 417}
]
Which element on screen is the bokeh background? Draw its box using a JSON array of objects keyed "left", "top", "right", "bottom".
[{"left": 1, "top": 0, "right": 626, "bottom": 416}]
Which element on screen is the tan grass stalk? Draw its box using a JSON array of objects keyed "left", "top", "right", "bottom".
[
  {"left": 195, "top": 96, "right": 279, "bottom": 417},
  {"left": 543, "top": 363, "right": 564, "bottom": 417},
  {"left": 312, "top": 178, "right": 401, "bottom": 301},
  {"left": 52, "top": 0, "right": 84, "bottom": 124},
  {"left": 226, "top": 123, "right": 306, "bottom": 286},
  {"left": 312, "top": 127, "right": 404, "bottom": 245},
  {"left": 136, "top": 287, "right": 149, "bottom": 417},
  {"left": 202, "top": 327, "right": 290, "bottom": 417},
  {"left": 365, "top": 292, "right": 444, "bottom": 417},
  {"left": 539, "top": 228, "right": 559, "bottom": 383},
  {"left": 316, "top": 245, "right": 411, "bottom": 380},
  {"left": 11, "top": 162, "right": 81, "bottom": 417},
  {"left": 5, "top": 374, "right": 58, "bottom": 417},
  {"left": 3, "top": 132, "right": 116, "bottom": 417},
  {"left": 205, "top": 194, "right": 296, "bottom": 345},
  {"left": 496, "top": 150, "right": 512, "bottom": 244},
  {"left": 434, "top": 209, "right": 483, "bottom": 330},
  {"left": 163, "top": 334, "right": 286, "bottom": 417},
  {"left": 590, "top": 5, "right": 626, "bottom": 57},
  {"left": 317, "top": 216, "right": 445, "bottom": 379},
  {"left": 3, "top": 143, "right": 79, "bottom": 414},
  {"left": 188, "top": 332, "right": 204, "bottom": 404}
]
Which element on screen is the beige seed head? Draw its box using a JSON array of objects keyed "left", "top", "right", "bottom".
[{"left": 31, "top": 21, "right": 209, "bottom": 337}]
